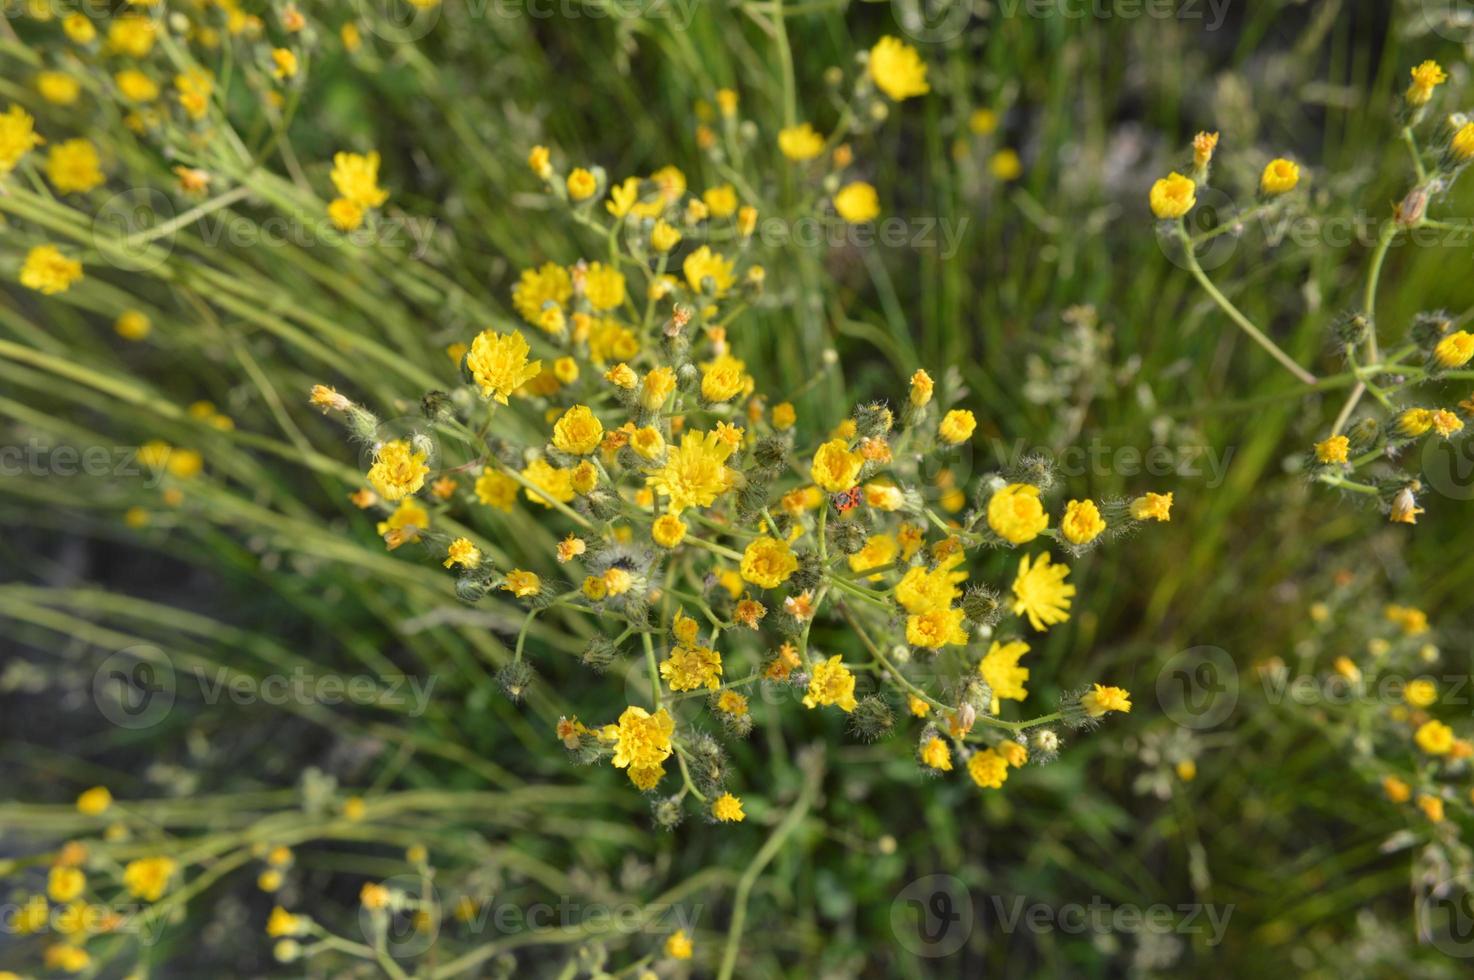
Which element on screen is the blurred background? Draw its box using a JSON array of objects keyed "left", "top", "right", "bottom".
[{"left": 3, "top": 0, "right": 1474, "bottom": 976}]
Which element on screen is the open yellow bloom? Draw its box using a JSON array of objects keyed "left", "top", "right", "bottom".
[
  {"left": 552, "top": 405, "right": 604, "bottom": 455},
  {"left": 810, "top": 438, "right": 864, "bottom": 493},
  {"left": 366, "top": 440, "right": 428, "bottom": 501},
  {"left": 466, "top": 329, "right": 542, "bottom": 404},
  {"left": 1060, "top": 499, "right": 1106, "bottom": 545},
  {"left": 502, "top": 569, "right": 541, "bottom": 598},
  {"left": 1407, "top": 60, "right": 1447, "bottom": 106},
  {"left": 968, "top": 749, "right": 1009, "bottom": 789},
  {"left": 1314, "top": 435, "right": 1349, "bottom": 465},
  {"left": 1080, "top": 684, "right": 1132, "bottom": 718},
  {"left": 1260, "top": 158, "right": 1300, "bottom": 195},
  {"left": 20, "top": 245, "right": 83, "bottom": 295},
  {"left": 475, "top": 468, "right": 518, "bottom": 510},
  {"left": 868, "top": 36, "right": 930, "bottom": 101},
  {"left": 1130, "top": 492, "right": 1173, "bottom": 522},
  {"left": 778, "top": 123, "right": 825, "bottom": 161},
  {"left": 46, "top": 138, "right": 104, "bottom": 193},
  {"left": 834, "top": 181, "right": 880, "bottom": 223},
  {"left": 907, "top": 607, "right": 969, "bottom": 649},
  {"left": 979, "top": 640, "right": 1030, "bottom": 705},
  {"left": 1011, "top": 553, "right": 1074, "bottom": 631},
  {"left": 122, "top": 857, "right": 177, "bottom": 901},
  {"left": 803, "top": 655, "right": 857, "bottom": 712},
  {"left": 331, "top": 150, "right": 389, "bottom": 208},
  {"left": 660, "top": 645, "right": 722, "bottom": 692},
  {"left": 1433, "top": 330, "right": 1474, "bottom": 368},
  {"left": 443, "top": 538, "right": 481, "bottom": 570},
  {"left": 740, "top": 536, "right": 798, "bottom": 589},
  {"left": 1149, "top": 172, "right": 1196, "bottom": 219},
  {"left": 566, "top": 167, "right": 597, "bottom": 201},
  {"left": 712, "top": 793, "right": 746, "bottom": 822},
  {"left": 701, "top": 354, "right": 749, "bottom": 402},
  {"left": 938, "top": 409, "right": 976, "bottom": 445},
  {"left": 521, "top": 457, "right": 574, "bottom": 508},
  {"left": 683, "top": 245, "right": 735, "bottom": 295},
  {"left": 1454, "top": 122, "right": 1474, "bottom": 161},
  {"left": 611, "top": 706, "right": 674, "bottom": 770},
  {"left": 646, "top": 430, "right": 736, "bottom": 513},
  {"left": 987, "top": 483, "right": 1048, "bottom": 544},
  {"left": 920, "top": 737, "right": 952, "bottom": 771},
  {"left": 512, "top": 262, "right": 572, "bottom": 324},
  {"left": 652, "top": 514, "right": 687, "bottom": 548},
  {"left": 1416, "top": 719, "right": 1454, "bottom": 755},
  {"left": 0, "top": 104, "right": 44, "bottom": 174}
]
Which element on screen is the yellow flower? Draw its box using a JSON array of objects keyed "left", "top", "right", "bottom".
[
  {"left": 571, "top": 461, "right": 598, "bottom": 494},
  {"left": 376, "top": 499, "right": 429, "bottom": 548},
  {"left": 528, "top": 144, "right": 552, "bottom": 179},
  {"left": 606, "top": 176, "right": 640, "bottom": 217},
  {"left": 1011, "top": 553, "right": 1074, "bottom": 631},
  {"left": 809, "top": 438, "right": 864, "bottom": 493},
  {"left": 650, "top": 219, "right": 682, "bottom": 252},
  {"left": 640, "top": 366, "right": 678, "bottom": 412},
  {"left": 625, "top": 426, "right": 662, "bottom": 461},
  {"left": 908, "top": 369, "right": 935, "bottom": 408},
  {"left": 1407, "top": 60, "right": 1447, "bottom": 106},
  {"left": 37, "top": 71, "right": 81, "bottom": 106},
  {"left": 1192, "top": 131, "right": 1219, "bottom": 168},
  {"left": 665, "top": 929, "right": 694, "bottom": 960},
  {"left": 848, "top": 534, "right": 898, "bottom": 578},
  {"left": 1080, "top": 684, "right": 1132, "bottom": 718},
  {"left": 443, "top": 538, "right": 481, "bottom": 570},
  {"left": 583, "top": 262, "right": 626, "bottom": 311},
  {"left": 1433, "top": 330, "right": 1474, "bottom": 368},
  {"left": 1260, "top": 158, "right": 1300, "bottom": 195},
  {"left": 1453, "top": 122, "right": 1474, "bottom": 161},
  {"left": 366, "top": 439, "right": 428, "bottom": 501},
  {"left": 1060, "top": 499, "right": 1106, "bottom": 545},
  {"left": 566, "top": 167, "right": 597, "bottom": 201},
  {"left": 894, "top": 562, "right": 966, "bottom": 614},
  {"left": 466, "top": 329, "right": 542, "bottom": 404},
  {"left": 803, "top": 655, "right": 857, "bottom": 712},
  {"left": 0, "top": 104, "right": 44, "bottom": 174},
  {"left": 76, "top": 786, "right": 112, "bottom": 815},
  {"left": 1130, "top": 492, "right": 1173, "bottom": 522},
  {"left": 552, "top": 405, "right": 604, "bottom": 455},
  {"left": 740, "top": 536, "right": 798, "bottom": 589},
  {"left": 1415, "top": 719, "right": 1454, "bottom": 755},
  {"left": 683, "top": 245, "right": 736, "bottom": 296},
  {"left": 651, "top": 514, "right": 688, "bottom": 548},
  {"left": 521, "top": 457, "right": 575, "bottom": 508},
  {"left": 360, "top": 882, "right": 390, "bottom": 909},
  {"left": 701, "top": 354, "right": 749, "bottom": 402},
  {"left": 19, "top": 244, "right": 83, "bottom": 295},
  {"left": 1314, "top": 435, "right": 1349, "bottom": 464},
  {"left": 612, "top": 706, "right": 675, "bottom": 770},
  {"left": 1430, "top": 409, "right": 1462, "bottom": 438},
  {"left": 122, "top": 856, "right": 177, "bottom": 901},
  {"left": 1418, "top": 794, "right": 1445, "bottom": 823},
  {"left": 108, "top": 15, "right": 157, "bottom": 57},
  {"left": 588, "top": 318, "right": 639, "bottom": 366},
  {"left": 1385, "top": 604, "right": 1430, "bottom": 636},
  {"left": 1383, "top": 775, "right": 1411, "bottom": 803},
  {"left": 868, "top": 36, "right": 929, "bottom": 101},
  {"left": 998, "top": 742, "right": 1028, "bottom": 768},
  {"left": 502, "top": 569, "right": 541, "bottom": 599},
  {"left": 331, "top": 151, "right": 389, "bottom": 208},
  {"left": 267, "top": 906, "right": 301, "bottom": 938},
  {"left": 778, "top": 123, "right": 825, "bottom": 161},
  {"left": 712, "top": 792, "right": 746, "bottom": 822},
  {"left": 271, "top": 48, "right": 299, "bottom": 80},
  {"left": 512, "top": 262, "right": 572, "bottom": 324},
  {"left": 833, "top": 181, "right": 880, "bottom": 223},
  {"left": 63, "top": 13, "right": 96, "bottom": 44},
  {"left": 908, "top": 695, "right": 931, "bottom": 718},
  {"left": 1149, "top": 172, "right": 1196, "bottom": 219},
  {"left": 45, "top": 138, "right": 104, "bottom": 194},
  {"left": 967, "top": 749, "right": 1009, "bottom": 789},
  {"left": 48, "top": 866, "right": 85, "bottom": 902},
  {"left": 328, "top": 198, "right": 364, "bottom": 231},
  {"left": 660, "top": 645, "right": 723, "bottom": 692},
  {"left": 704, "top": 183, "right": 738, "bottom": 218},
  {"left": 174, "top": 68, "right": 214, "bottom": 120},
  {"left": 474, "top": 468, "right": 518, "bottom": 511},
  {"left": 907, "top": 607, "right": 969, "bottom": 649},
  {"left": 646, "top": 430, "right": 737, "bottom": 513},
  {"left": 1397, "top": 408, "right": 1433, "bottom": 437},
  {"left": 938, "top": 409, "right": 976, "bottom": 445},
  {"left": 979, "top": 639, "right": 1030, "bottom": 704},
  {"left": 970, "top": 108, "right": 999, "bottom": 134},
  {"left": 990, "top": 148, "right": 1022, "bottom": 182},
  {"left": 920, "top": 737, "right": 952, "bottom": 771},
  {"left": 1406, "top": 678, "right": 1438, "bottom": 708},
  {"left": 987, "top": 483, "right": 1048, "bottom": 544}
]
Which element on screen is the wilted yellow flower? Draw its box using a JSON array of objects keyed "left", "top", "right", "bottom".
[
  {"left": 1130, "top": 492, "right": 1173, "bottom": 522},
  {"left": 920, "top": 737, "right": 952, "bottom": 771},
  {"left": 1080, "top": 684, "right": 1132, "bottom": 718},
  {"left": 1192, "top": 131, "right": 1219, "bottom": 168},
  {"left": 712, "top": 793, "right": 745, "bottom": 822}
]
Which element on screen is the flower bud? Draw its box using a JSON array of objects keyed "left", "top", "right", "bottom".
[
  {"left": 847, "top": 695, "right": 894, "bottom": 742},
  {"left": 581, "top": 636, "right": 619, "bottom": 673},
  {"left": 420, "top": 390, "right": 454, "bottom": 422},
  {"left": 652, "top": 795, "right": 684, "bottom": 830},
  {"left": 455, "top": 576, "right": 490, "bottom": 603},
  {"left": 961, "top": 586, "right": 1003, "bottom": 627},
  {"left": 496, "top": 662, "right": 535, "bottom": 702}
]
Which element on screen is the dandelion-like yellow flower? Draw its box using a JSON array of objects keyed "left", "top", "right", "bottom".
[
  {"left": 528, "top": 145, "right": 552, "bottom": 179},
  {"left": 37, "top": 71, "right": 80, "bottom": 106},
  {"left": 20, "top": 245, "right": 83, "bottom": 295},
  {"left": 1080, "top": 684, "right": 1132, "bottom": 718},
  {"left": 366, "top": 439, "right": 428, "bottom": 501},
  {"left": 938, "top": 409, "right": 976, "bottom": 445},
  {"left": 704, "top": 183, "right": 738, "bottom": 218},
  {"left": 834, "top": 181, "right": 880, "bottom": 223},
  {"left": 122, "top": 856, "right": 177, "bottom": 902},
  {"left": 331, "top": 151, "right": 389, "bottom": 209},
  {"left": 712, "top": 792, "right": 746, "bottom": 822},
  {"left": 0, "top": 104, "right": 44, "bottom": 174},
  {"left": 1260, "top": 158, "right": 1300, "bottom": 195},
  {"left": 1011, "top": 552, "right": 1074, "bottom": 631},
  {"left": 967, "top": 749, "right": 1009, "bottom": 789},
  {"left": 651, "top": 514, "right": 688, "bottom": 548},
  {"left": 76, "top": 786, "right": 112, "bottom": 815},
  {"left": 512, "top": 262, "right": 572, "bottom": 324},
  {"left": 1130, "top": 492, "right": 1173, "bottom": 522},
  {"left": 1383, "top": 775, "right": 1411, "bottom": 803},
  {"left": 740, "top": 536, "right": 798, "bottom": 589},
  {"left": 1192, "top": 131, "right": 1219, "bottom": 168},
  {"left": 810, "top": 438, "right": 864, "bottom": 493},
  {"left": 1453, "top": 122, "right": 1474, "bottom": 162},
  {"left": 443, "top": 538, "right": 481, "bottom": 570},
  {"left": 979, "top": 639, "right": 1030, "bottom": 706},
  {"left": 920, "top": 737, "right": 952, "bottom": 771},
  {"left": 987, "top": 483, "right": 1048, "bottom": 544},
  {"left": 1314, "top": 435, "right": 1350, "bottom": 464},
  {"left": 660, "top": 645, "right": 722, "bottom": 692},
  {"left": 1149, "top": 172, "right": 1196, "bottom": 219},
  {"left": 701, "top": 354, "right": 749, "bottom": 402},
  {"left": 906, "top": 607, "right": 968, "bottom": 649},
  {"left": 583, "top": 262, "right": 626, "bottom": 312},
  {"left": 551, "top": 405, "right": 604, "bottom": 455},
  {"left": 803, "top": 655, "right": 857, "bottom": 712},
  {"left": 611, "top": 706, "right": 675, "bottom": 771},
  {"left": 646, "top": 430, "right": 736, "bottom": 514},
  {"left": 894, "top": 561, "right": 966, "bottom": 615},
  {"left": 566, "top": 167, "right": 597, "bottom": 201},
  {"left": 466, "top": 329, "right": 542, "bottom": 404},
  {"left": 778, "top": 123, "right": 825, "bottom": 162},
  {"left": 1060, "top": 499, "right": 1106, "bottom": 545},
  {"left": 683, "top": 245, "right": 736, "bottom": 296},
  {"left": 474, "top": 468, "right": 518, "bottom": 511},
  {"left": 868, "top": 36, "right": 930, "bottom": 101},
  {"left": 1415, "top": 719, "right": 1454, "bottom": 755},
  {"left": 521, "top": 457, "right": 575, "bottom": 508},
  {"left": 665, "top": 929, "right": 694, "bottom": 959},
  {"left": 1433, "top": 330, "right": 1474, "bottom": 368},
  {"left": 1407, "top": 60, "right": 1447, "bottom": 107}
]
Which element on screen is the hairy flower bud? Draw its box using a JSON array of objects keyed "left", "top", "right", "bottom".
[
  {"left": 961, "top": 585, "right": 1003, "bottom": 627},
  {"left": 652, "top": 795, "right": 685, "bottom": 830},
  {"left": 828, "top": 518, "right": 868, "bottom": 556},
  {"left": 496, "top": 662, "right": 535, "bottom": 702},
  {"left": 753, "top": 435, "right": 788, "bottom": 472},
  {"left": 581, "top": 636, "right": 619, "bottom": 672},
  {"left": 848, "top": 695, "right": 894, "bottom": 742},
  {"left": 455, "top": 576, "right": 490, "bottom": 603},
  {"left": 853, "top": 401, "right": 894, "bottom": 439}
]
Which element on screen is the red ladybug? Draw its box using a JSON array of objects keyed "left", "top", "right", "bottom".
[{"left": 831, "top": 485, "right": 862, "bottom": 514}]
